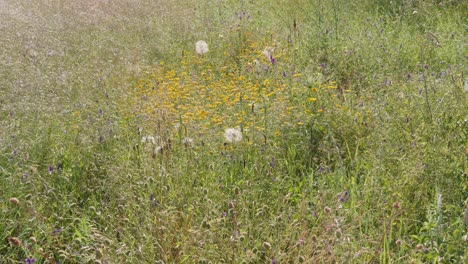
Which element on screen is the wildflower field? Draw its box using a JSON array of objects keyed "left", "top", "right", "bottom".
[{"left": 1, "top": 0, "right": 467, "bottom": 263}]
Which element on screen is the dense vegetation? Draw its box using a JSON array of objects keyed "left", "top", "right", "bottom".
[{"left": 1, "top": 0, "right": 466, "bottom": 263}]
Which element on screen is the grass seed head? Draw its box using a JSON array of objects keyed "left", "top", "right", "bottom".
[
  {"left": 8, "top": 237, "right": 22, "bottom": 246},
  {"left": 416, "top": 244, "right": 425, "bottom": 251},
  {"left": 9, "top": 197, "right": 20, "bottom": 205},
  {"left": 395, "top": 239, "right": 402, "bottom": 246}
]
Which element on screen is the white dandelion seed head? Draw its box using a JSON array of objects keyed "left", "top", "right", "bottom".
[
  {"left": 195, "top": 40, "right": 209, "bottom": 55},
  {"left": 224, "top": 127, "right": 242, "bottom": 143}
]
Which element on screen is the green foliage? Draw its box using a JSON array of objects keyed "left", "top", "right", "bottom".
[{"left": 1, "top": 0, "right": 466, "bottom": 263}]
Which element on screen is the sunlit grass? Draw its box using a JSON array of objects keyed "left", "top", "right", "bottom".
[{"left": 1, "top": 0, "right": 466, "bottom": 263}]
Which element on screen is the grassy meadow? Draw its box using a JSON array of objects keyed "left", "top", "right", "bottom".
[{"left": 1, "top": 0, "right": 467, "bottom": 263}]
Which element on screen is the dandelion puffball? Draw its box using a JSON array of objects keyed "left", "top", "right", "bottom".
[
  {"left": 224, "top": 127, "right": 242, "bottom": 143},
  {"left": 195, "top": 40, "right": 209, "bottom": 55}
]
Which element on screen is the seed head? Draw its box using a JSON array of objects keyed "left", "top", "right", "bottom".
[
  {"left": 395, "top": 239, "right": 402, "bottom": 246},
  {"left": 8, "top": 237, "right": 22, "bottom": 246},
  {"left": 9, "top": 197, "right": 20, "bottom": 205},
  {"left": 224, "top": 127, "right": 242, "bottom": 143},
  {"left": 416, "top": 244, "right": 425, "bottom": 251},
  {"left": 195, "top": 40, "right": 209, "bottom": 55}
]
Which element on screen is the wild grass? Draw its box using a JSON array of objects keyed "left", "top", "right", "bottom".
[{"left": 1, "top": 0, "right": 467, "bottom": 263}]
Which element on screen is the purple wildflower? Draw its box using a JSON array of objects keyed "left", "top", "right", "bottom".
[
  {"left": 313, "top": 211, "right": 318, "bottom": 218},
  {"left": 52, "top": 228, "right": 62, "bottom": 235},
  {"left": 269, "top": 157, "right": 276, "bottom": 168},
  {"left": 338, "top": 191, "right": 349, "bottom": 202},
  {"left": 25, "top": 258, "right": 37, "bottom": 264}
]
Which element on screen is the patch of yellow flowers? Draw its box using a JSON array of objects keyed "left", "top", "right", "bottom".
[{"left": 128, "top": 41, "right": 339, "bottom": 144}]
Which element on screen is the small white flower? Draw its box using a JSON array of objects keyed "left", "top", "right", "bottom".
[
  {"left": 224, "top": 127, "right": 242, "bottom": 143},
  {"left": 141, "top": 135, "right": 156, "bottom": 144},
  {"left": 182, "top": 137, "right": 194, "bottom": 147},
  {"left": 155, "top": 146, "right": 164, "bottom": 154},
  {"left": 195, "top": 40, "right": 209, "bottom": 55},
  {"left": 262, "top": 46, "right": 274, "bottom": 60}
]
